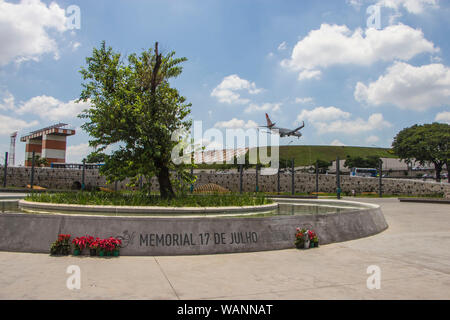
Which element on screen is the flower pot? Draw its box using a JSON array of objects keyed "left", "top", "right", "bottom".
[
  {"left": 73, "top": 249, "right": 80, "bottom": 256},
  {"left": 295, "top": 241, "right": 304, "bottom": 249},
  {"left": 309, "top": 242, "right": 314, "bottom": 248},
  {"left": 106, "top": 251, "right": 112, "bottom": 256},
  {"left": 113, "top": 250, "right": 120, "bottom": 257},
  {"left": 99, "top": 250, "right": 105, "bottom": 257},
  {"left": 89, "top": 249, "right": 97, "bottom": 256}
]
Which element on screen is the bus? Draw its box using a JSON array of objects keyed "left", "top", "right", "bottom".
[
  {"left": 350, "top": 168, "right": 378, "bottom": 177},
  {"left": 50, "top": 163, "right": 104, "bottom": 170}
]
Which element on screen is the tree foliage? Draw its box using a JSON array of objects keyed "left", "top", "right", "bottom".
[
  {"left": 344, "top": 155, "right": 381, "bottom": 169},
  {"left": 392, "top": 123, "right": 449, "bottom": 182},
  {"left": 78, "top": 41, "right": 193, "bottom": 197}
]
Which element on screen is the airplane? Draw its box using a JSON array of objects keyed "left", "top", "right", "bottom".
[{"left": 259, "top": 113, "right": 305, "bottom": 138}]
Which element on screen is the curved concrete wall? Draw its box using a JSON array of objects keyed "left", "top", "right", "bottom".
[{"left": 0, "top": 200, "right": 388, "bottom": 255}]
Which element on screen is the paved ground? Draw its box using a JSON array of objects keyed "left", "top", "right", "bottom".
[{"left": 1, "top": 197, "right": 449, "bottom": 299}]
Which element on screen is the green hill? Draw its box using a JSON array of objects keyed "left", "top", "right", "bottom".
[{"left": 254, "top": 145, "right": 397, "bottom": 167}]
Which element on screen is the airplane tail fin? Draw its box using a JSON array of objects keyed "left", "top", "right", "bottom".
[{"left": 265, "top": 113, "right": 275, "bottom": 128}]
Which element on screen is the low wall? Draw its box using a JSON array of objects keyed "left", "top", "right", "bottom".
[
  {"left": 1, "top": 167, "right": 449, "bottom": 195},
  {"left": 0, "top": 199, "right": 387, "bottom": 255}
]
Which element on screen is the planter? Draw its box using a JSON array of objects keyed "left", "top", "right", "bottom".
[
  {"left": 295, "top": 242, "right": 304, "bottom": 249},
  {"left": 309, "top": 242, "right": 314, "bottom": 248},
  {"left": 89, "top": 249, "right": 97, "bottom": 256},
  {"left": 106, "top": 251, "right": 112, "bottom": 256},
  {"left": 113, "top": 250, "right": 120, "bottom": 257},
  {"left": 73, "top": 249, "right": 81, "bottom": 256},
  {"left": 99, "top": 250, "right": 105, "bottom": 257}
]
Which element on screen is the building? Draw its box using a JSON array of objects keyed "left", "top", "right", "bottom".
[{"left": 20, "top": 123, "right": 76, "bottom": 167}]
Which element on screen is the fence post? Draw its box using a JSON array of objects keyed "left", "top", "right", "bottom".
[
  {"left": 255, "top": 166, "right": 259, "bottom": 192},
  {"left": 81, "top": 159, "right": 86, "bottom": 191},
  {"left": 3, "top": 152, "right": 8, "bottom": 188},
  {"left": 239, "top": 164, "right": 243, "bottom": 194},
  {"left": 336, "top": 156, "right": 341, "bottom": 199},
  {"left": 315, "top": 160, "right": 319, "bottom": 194},
  {"left": 277, "top": 168, "right": 280, "bottom": 194},
  {"left": 291, "top": 158, "right": 295, "bottom": 195},
  {"left": 30, "top": 151, "right": 35, "bottom": 190},
  {"left": 379, "top": 159, "right": 383, "bottom": 197}
]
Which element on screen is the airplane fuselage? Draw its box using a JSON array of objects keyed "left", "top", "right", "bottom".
[{"left": 270, "top": 126, "right": 302, "bottom": 138}]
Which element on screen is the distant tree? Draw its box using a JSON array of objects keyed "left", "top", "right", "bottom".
[
  {"left": 344, "top": 155, "right": 380, "bottom": 169},
  {"left": 84, "top": 152, "right": 107, "bottom": 164},
  {"left": 315, "top": 159, "right": 332, "bottom": 174},
  {"left": 27, "top": 155, "right": 48, "bottom": 167},
  {"left": 392, "top": 123, "right": 449, "bottom": 182},
  {"left": 78, "top": 41, "right": 192, "bottom": 198}
]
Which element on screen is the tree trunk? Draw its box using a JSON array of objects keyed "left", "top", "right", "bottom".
[
  {"left": 446, "top": 162, "right": 450, "bottom": 184},
  {"left": 158, "top": 165, "right": 174, "bottom": 198},
  {"left": 434, "top": 162, "right": 442, "bottom": 183}
]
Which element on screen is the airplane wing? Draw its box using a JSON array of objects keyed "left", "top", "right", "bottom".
[{"left": 287, "top": 121, "right": 305, "bottom": 135}]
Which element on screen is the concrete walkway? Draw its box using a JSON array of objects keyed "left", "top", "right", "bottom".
[{"left": 0, "top": 198, "right": 449, "bottom": 299}]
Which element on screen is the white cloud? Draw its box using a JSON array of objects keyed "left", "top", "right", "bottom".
[
  {"left": 295, "top": 97, "right": 314, "bottom": 104},
  {"left": 0, "top": 91, "right": 15, "bottom": 111},
  {"left": 71, "top": 41, "right": 81, "bottom": 51},
  {"left": 244, "top": 102, "right": 282, "bottom": 114},
  {"left": 297, "top": 106, "right": 391, "bottom": 135},
  {"left": 0, "top": 113, "right": 38, "bottom": 135},
  {"left": 297, "top": 106, "right": 351, "bottom": 123},
  {"left": 355, "top": 62, "right": 450, "bottom": 111},
  {"left": 298, "top": 69, "right": 321, "bottom": 81},
  {"left": 211, "top": 74, "right": 262, "bottom": 104},
  {"left": 0, "top": 0, "right": 69, "bottom": 66},
  {"left": 435, "top": 111, "right": 450, "bottom": 124},
  {"left": 377, "top": 0, "right": 439, "bottom": 14},
  {"left": 281, "top": 23, "right": 438, "bottom": 79},
  {"left": 277, "top": 41, "right": 287, "bottom": 51},
  {"left": 15, "top": 95, "right": 90, "bottom": 120},
  {"left": 330, "top": 139, "right": 346, "bottom": 146},
  {"left": 315, "top": 113, "right": 392, "bottom": 134},
  {"left": 66, "top": 143, "right": 92, "bottom": 163},
  {"left": 366, "top": 135, "right": 380, "bottom": 144},
  {"left": 214, "top": 118, "right": 258, "bottom": 129}
]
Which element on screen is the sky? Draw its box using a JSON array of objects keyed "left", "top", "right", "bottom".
[{"left": 0, "top": 0, "right": 449, "bottom": 165}]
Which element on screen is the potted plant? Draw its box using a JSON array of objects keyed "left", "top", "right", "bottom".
[
  {"left": 111, "top": 237, "right": 122, "bottom": 257},
  {"left": 50, "top": 234, "right": 71, "bottom": 256},
  {"left": 313, "top": 235, "right": 319, "bottom": 247},
  {"left": 307, "top": 230, "right": 316, "bottom": 248},
  {"left": 87, "top": 236, "right": 98, "bottom": 256},
  {"left": 72, "top": 236, "right": 88, "bottom": 256},
  {"left": 294, "top": 227, "right": 305, "bottom": 249},
  {"left": 98, "top": 239, "right": 107, "bottom": 257}
]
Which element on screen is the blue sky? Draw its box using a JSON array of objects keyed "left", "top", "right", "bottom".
[{"left": 0, "top": 0, "right": 449, "bottom": 165}]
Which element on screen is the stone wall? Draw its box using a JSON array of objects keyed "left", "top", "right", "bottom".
[{"left": 1, "top": 167, "right": 449, "bottom": 196}]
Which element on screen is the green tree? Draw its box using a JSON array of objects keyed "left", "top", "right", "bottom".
[
  {"left": 84, "top": 152, "right": 107, "bottom": 163},
  {"left": 78, "top": 41, "right": 192, "bottom": 198},
  {"left": 315, "top": 159, "right": 332, "bottom": 174},
  {"left": 344, "top": 155, "right": 380, "bottom": 169},
  {"left": 28, "top": 155, "right": 49, "bottom": 167},
  {"left": 392, "top": 123, "right": 450, "bottom": 182}
]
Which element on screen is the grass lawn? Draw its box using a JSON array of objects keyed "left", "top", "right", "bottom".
[{"left": 25, "top": 191, "right": 273, "bottom": 207}]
